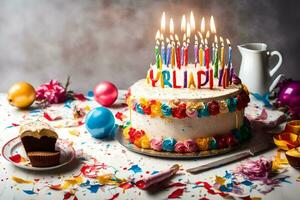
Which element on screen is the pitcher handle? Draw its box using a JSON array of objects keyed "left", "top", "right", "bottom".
[
  {"left": 269, "top": 74, "right": 285, "bottom": 92},
  {"left": 269, "top": 51, "right": 283, "bottom": 77}
]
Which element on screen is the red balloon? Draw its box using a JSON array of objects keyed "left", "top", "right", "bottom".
[{"left": 94, "top": 81, "right": 118, "bottom": 107}]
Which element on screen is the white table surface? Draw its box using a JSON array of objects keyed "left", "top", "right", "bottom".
[{"left": 0, "top": 92, "right": 299, "bottom": 200}]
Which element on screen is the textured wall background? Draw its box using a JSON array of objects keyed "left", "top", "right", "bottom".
[{"left": 0, "top": 0, "right": 299, "bottom": 92}]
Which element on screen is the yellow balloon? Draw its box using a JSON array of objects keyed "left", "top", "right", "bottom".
[{"left": 7, "top": 82, "right": 36, "bottom": 109}]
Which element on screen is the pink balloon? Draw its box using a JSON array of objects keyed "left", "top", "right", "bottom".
[{"left": 94, "top": 81, "right": 118, "bottom": 107}]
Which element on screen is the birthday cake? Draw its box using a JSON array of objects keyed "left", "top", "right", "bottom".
[{"left": 123, "top": 12, "right": 250, "bottom": 153}]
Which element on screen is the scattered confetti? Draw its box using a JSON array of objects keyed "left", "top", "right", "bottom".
[
  {"left": 23, "top": 190, "right": 37, "bottom": 195},
  {"left": 87, "top": 184, "right": 101, "bottom": 193},
  {"left": 168, "top": 188, "right": 185, "bottom": 199},
  {"left": 12, "top": 176, "right": 33, "bottom": 184},
  {"left": 128, "top": 164, "right": 142, "bottom": 174},
  {"left": 69, "top": 129, "right": 80, "bottom": 137}
]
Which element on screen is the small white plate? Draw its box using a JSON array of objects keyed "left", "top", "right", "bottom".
[{"left": 2, "top": 136, "right": 75, "bottom": 171}]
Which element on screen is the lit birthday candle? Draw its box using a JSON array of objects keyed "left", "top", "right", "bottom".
[
  {"left": 194, "top": 35, "right": 199, "bottom": 66},
  {"left": 199, "top": 38, "right": 204, "bottom": 66},
  {"left": 210, "top": 16, "right": 216, "bottom": 65},
  {"left": 227, "top": 38, "right": 232, "bottom": 68},
  {"left": 220, "top": 37, "right": 225, "bottom": 69},
  {"left": 181, "top": 34, "right": 186, "bottom": 66},
  {"left": 171, "top": 35, "right": 176, "bottom": 68},
  {"left": 227, "top": 38, "right": 233, "bottom": 84},
  {"left": 160, "top": 34, "right": 166, "bottom": 65},
  {"left": 181, "top": 15, "right": 186, "bottom": 66},
  {"left": 213, "top": 35, "right": 219, "bottom": 78},
  {"left": 218, "top": 36, "right": 225, "bottom": 86},
  {"left": 155, "top": 30, "right": 161, "bottom": 69},
  {"left": 205, "top": 31, "right": 210, "bottom": 69},
  {"left": 185, "top": 22, "right": 191, "bottom": 66},
  {"left": 166, "top": 37, "right": 171, "bottom": 67},
  {"left": 199, "top": 17, "right": 205, "bottom": 66},
  {"left": 170, "top": 18, "right": 175, "bottom": 68},
  {"left": 175, "top": 34, "right": 181, "bottom": 69}
]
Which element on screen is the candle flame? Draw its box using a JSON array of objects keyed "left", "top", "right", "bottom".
[
  {"left": 201, "top": 39, "right": 204, "bottom": 45},
  {"left": 190, "top": 11, "right": 195, "bottom": 31},
  {"left": 214, "top": 35, "right": 218, "bottom": 43},
  {"left": 183, "top": 33, "right": 186, "bottom": 42},
  {"left": 197, "top": 31, "right": 203, "bottom": 40},
  {"left": 166, "top": 37, "right": 170, "bottom": 44},
  {"left": 205, "top": 38, "right": 208, "bottom": 45},
  {"left": 200, "top": 17, "right": 205, "bottom": 33},
  {"left": 175, "top": 34, "right": 179, "bottom": 41},
  {"left": 170, "top": 34, "right": 174, "bottom": 41},
  {"left": 195, "top": 35, "right": 198, "bottom": 41},
  {"left": 160, "top": 33, "right": 164, "bottom": 41},
  {"left": 220, "top": 36, "right": 224, "bottom": 43},
  {"left": 155, "top": 30, "right": 161, "bottom": 40},
  {"left": 220, "top": 36, "right": 224, "bottom": 46},
  {"left": 170, "top": 18, "right": 174, "bottom": 35},
  {"left": 161, "top": 12, "right": 166, "bottom": 33},
  {"left": 187, "top": 22, "right": 191, "bottom": 38},
  {"left": 181, "top": 15, "right": 186, "bottom": 33},
  {"left": 226, "top": 38, "right": 231, "bottom": 45},
  {"left": 205, "top": 30, "right": 210, "bottom": 38},
  {"left": 210, "top": 16, "right": 216, "bottom": 34}
]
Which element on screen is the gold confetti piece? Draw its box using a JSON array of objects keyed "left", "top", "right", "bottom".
[
  {"left": 69, "top": 129, "right": 80, "bottom": 137},
  {"left": 12, "top": 176, "right": 33, "bottom": 184},
  {"left": 215, "top": 176, "right": 226, "bottom": 185},
  {"left": 58, "top": 176, "right": 84, "bottom": 190},
  {"left": 297, "top": 176, "right": 300, "bottom": 182},
  {"left": 251, "top": 197, "right": 262, "bottom": 200},
  {"left": 97, "top": 174, "right": 126, "bottom": 186}
]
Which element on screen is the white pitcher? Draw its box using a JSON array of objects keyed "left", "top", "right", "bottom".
[{"left": 238, "top": 43, "right": 284, "bottom": 95}]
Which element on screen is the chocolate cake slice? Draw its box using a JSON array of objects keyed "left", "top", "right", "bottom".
[{"left": 19, "top": 120, "right": 58, "bottom": 153}]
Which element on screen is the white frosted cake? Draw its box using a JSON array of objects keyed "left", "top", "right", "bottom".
[{"left": 122, "top": 13, "right": 251, "bottom": 153}]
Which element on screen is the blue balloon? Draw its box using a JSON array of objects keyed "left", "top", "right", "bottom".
[{"left": 85, "top": 107, "right": 116, "bottom": 139}]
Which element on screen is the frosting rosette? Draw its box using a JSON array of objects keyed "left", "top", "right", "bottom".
[
  {"left": 210, "top": 138, "right": 218, "bottom": 149},
  {"left": 184, "top": 139, "right": 199, "bottom": 152},
  {"left": 128, "top": 128, "right": 145, "bottom": 143},
  {"left": 150, "top": 100, "right": 162, "bottom": 117},
  {"left": 122, "top": 127, "right": 130, "bottom": 139},
  {"left": 186, "top": 108, "right": 197, "bottom": 118},
  {"left": 174, "top": 141, "right": 187, "bottom": 153},
  {"left": 226, "top": 97, "right": 238, "bottom": 112},
  {"left": 140, "top": 135, "right": 150, "bottom": 149},
  {"left": 208, "top": 100, "right": 220, "bottom": 115},
  {"left": 135, "top": 103, "right": 145, "bottom": 114},
  {"left": 161, "top": 103, "right": 172, "bottom": 117},
  {"left": 142, "top": 105, "right": 151, "bottom": 115},
  {"left": 219, "top": 100, "right": 229, "bottom": 113},
  {"left": 150, "top": 137, "right": 163, "bottom": 151},
  {"left": 237, "top": 91, "right": 250, "bottom": 110},
  {"left": 196, "top": 137, "right": 211, "bottom": 150},
  {"left": 197, "top": 105, "right": 209, "bottom": 117},
  {"left": 171, "top": 103, "right": 187, "bottom": 119},
  {"left": 162, "top": 137, "right": 177, "bottom": 152}
]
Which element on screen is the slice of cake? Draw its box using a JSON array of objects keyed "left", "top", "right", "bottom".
[{"left": 20, "top": 120, "right": 60, "bottom": 167}]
